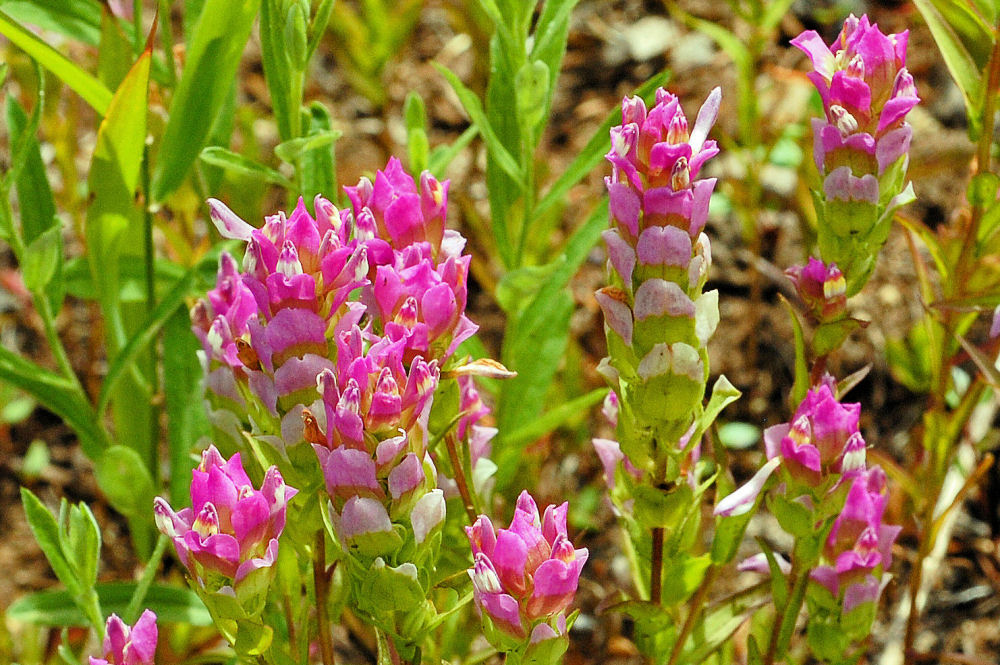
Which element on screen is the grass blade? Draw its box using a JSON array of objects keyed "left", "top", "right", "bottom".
[
  {"left": 150, "top": 0, "right": 261, "bottom": 201},
  {"left": 0, "top": 8, "right": 111, "bottom": 114}
]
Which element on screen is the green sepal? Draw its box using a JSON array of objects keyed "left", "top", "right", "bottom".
[
  {"left": 632, "top": 482, "right": 693, "bottom": 531},
  {"left": 521, "top": 627, "right": 569, "bottom": 665},
  {"left": 355, "top": 557, "right": 425, "bottom": 616},
  {"left": 812, "top": 317, "right": 864, "bottom": 356},
  {"left": 766, "top": 493, "right": 814, "bottom": 539}
]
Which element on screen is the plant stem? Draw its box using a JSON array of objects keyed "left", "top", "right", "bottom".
[
  {"left": 666, "top": 565, "right": 718, "bottom": 665},
  {"left": 314, "top": 532, "right": 336, "bottom": 665},
  {"left": 124, "top": 534, "right": 169, "bottom": 623},
  {"left": 649, "top": 526, "right": 664, "bottom": 605},
  {"left": 764, "top": 558, "right": 809, "bottom": 665},
  {"left": 445, "top": 432, "right": 479, "bottom": 523}
]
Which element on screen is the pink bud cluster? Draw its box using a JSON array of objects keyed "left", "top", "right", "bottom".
[
  {"left": 785, "top": 257, "right": 847, "bottom": 322},
  {"left": 597, "top": 87, "right": 722, "bottom": 449},
  {"left": 466, "top": 491, "right": 588, "bottom": 644},
  {"left": 715, "top": 380, "right": 898, "bottom": 611},
  {"left": 792, "top": 15, "right": 918, "bottom": 294},
  {"left": 792, "top": 15, "right": 918, "bottom": 201},
  {"left": 90, "top": 611, "right": 157, "bottom": 665},
  {"left": 193, "top": 158, "right": 478, "bottom": 550},
  {"left": 154, "top": 446, "right": 296, "bottom": 588}
]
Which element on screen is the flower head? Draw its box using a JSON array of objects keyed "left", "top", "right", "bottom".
[
  {"left": 89, "top": 611, "right": 157, "bottom": 665},
  {"left": 154, "top": 446, "right": 296, "bottom": 588},
  {"left": 466, "top": 491, "right": 588, "bottom": 643}
]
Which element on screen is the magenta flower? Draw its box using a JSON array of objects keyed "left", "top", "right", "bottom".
[
  {"left": 466, "top": 491, "right": 588, "bottom": 643},
  {"left": 812, "top": 466, "right": 900, "bottom": 610},
  {"left": 89, "top": 611, "right": 157, "bottom": 665},
  {"left": 154, "top": 446, "right": 297, "bottom": 587},
  {"left": 792, "top": 15, "right": 918, "bottom": 293},
  {"left": 785, "top": 257, "right": 847, "bottom": 322},
  {"left": 715, "top": 381, "right": 863, "bottom": 516}
]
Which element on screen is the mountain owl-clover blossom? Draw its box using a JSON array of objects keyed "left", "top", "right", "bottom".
[
  {"left": 89, "top": 611, "right": 157, "bottom": 665},
  {"left": 466, "top": 491, "right": 588, "bottom": 646},
  {"left": 154, "top": 446, "right": 297, "bottom": 589},
  {"left": 792, "top": 14, "right": 919, "bottom": 294},
  {"left": 597, "top": 86, "right": 722, "bottom": 468}
]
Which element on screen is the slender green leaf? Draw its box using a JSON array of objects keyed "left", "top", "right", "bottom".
[
  {"left": 780, "top": 296, "right": 809, "bottom": 407},
  {"left": 97, "top": 271, "right": 195, "bottom": 414},
  {"left": 150, "top": 0, "right": 261, "bottom": 201},
  {"left": 199, "top": 147, "right": 293, "bottom": 188},
  {"left": 97, "top": 7, "right": 133, "bottom": 89},
  {"left": 306, "top": 0, "right": 335, "bottom": 61},
  {"left": 428, "top": 125, "right": 479, "bottom": 178},
  {"left": 684, "top": 585, "right": 769, "bottom": 663},
  {"left": 274, "top": 129, "right": 341, "bottom": 165},
  {"left": 8, "top": 582, "right": 212, "bottom": 626},
  {"left": 260, "top": 0, "right": 293, "bottom": 140},
  {"left": 912, "top": 0, "right": 991, "bottom": 137},
  {"left": 0, "top": 0, "right": 102, "bottom": 45},
  {"left": 533, "top": 72, "right": 668, "bottom": 220},
  {"left": 760, "top": 0, "right": 796, "bottom": 32},
  {"left": 505, "top": 387, "right": 609, "bottom": 448},
  {"left": 299, "top": 102, "right": 338, "bottom": 201},
  {"left": 94, "top": 446, "right": 156, "bottom": 521},
  {"left": 6, "top": 96, "right": 56, "bottom": 244},
  {"left": 21, "top": 224, "right": 62, "bottom": 292},
  {"left": 163, "top": 308, "right": 209, "bottom": 506},
  {"left": 433, "top": 63, "right": 524, "bottom": 188},
  {"left": 0, "top": 8, "right": 112, "bottom": 114},
  {"left": 20, "top": 488, "right": 80, "bottom": 594},
  {"left": 0, "top": 347, "right": 107, "bottom": 456}
]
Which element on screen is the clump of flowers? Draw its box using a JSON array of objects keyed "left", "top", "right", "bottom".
[
  {"left": 154, "top": 446, "right": 296, "bottom": 592},
  {"left": 792, "top": 14, "right": 919, "bottom": 294},
  {"left": 597, "top": 86, "right": 722, "bottom": 470},
  {"left": 90, "top": 611, "right": 157, "bottom": 665},
  {"left": 466, "top": 491, "right": 588, "bottom": 662}
]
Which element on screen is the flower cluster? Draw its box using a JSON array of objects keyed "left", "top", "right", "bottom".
[
  {"left": 597, "top": 87, "right": 722, "bottom": 466},
  {"left": 90, "top": 611, "right": 157, "bottom": 665},
  {"left": 792, "top": 14, "right": 918, "bottom": 294},
  {"left": 466, "top": 491, "right": 588, "bottom": 646},
  {"left": 716, "top": 380, "right": 898, "bottom": 612},
  {"left": 192, "top": 158, "right": 491, "bottom": 552},
  {"left": 154, "top": 446, "right": 296, "bottom": 590}
]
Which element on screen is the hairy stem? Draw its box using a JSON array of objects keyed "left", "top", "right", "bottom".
[{"left": 649, "top": 526, "right": 664, "bottom": 605}]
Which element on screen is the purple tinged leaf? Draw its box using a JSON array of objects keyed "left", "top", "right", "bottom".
[
  {"left": 208, "top": 199, "right": 255, "bottom": 241},
  {"left": 714, "top": 457, "right": 780, "bottom": 517}
]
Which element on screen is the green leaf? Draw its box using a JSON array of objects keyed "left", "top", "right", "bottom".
[
  {"left": 274, "top": 129, "right": 341, "bottom": 165},
  {"left": 811, "top": 318, "right": 863, "bottom": 356},
  {"left": 0, "top": 347, "right": 107, "bottom": 456},
  {"left": 150, "top": 0, "right": 261, "bottom": 201},
  {"left": 684, "top": 584, "right": 769, "bottom": 663},
  {"left": 912, "top": 0, "right": 992, "bottom": 138},
  {"left": 0, "top": 8, "right": 112, "bottom": 114},
  {"left": 85, "top": 40, "right": 151, "bottom": 352},
  {"left": 427, "top": 125, "right": 478, "bottom": 177},
  {"left": 759, "top": 0, "right": 796, "bottom": 32},
  {"left": 299, "top": 102, "right": 338, "bottom": 200},
  {"left": 532, "top": 72, "right": 668, "bottom": 220},
  {"left": 8, "top": 582, "right": 212, "bottom": 626},
  {"left": 306, "top": 0, "right": 335, "bottom": 61},
  {"left": 633, "top": 483, "right": 693, "bottom": 530},
  {"left": 0, "top": 0, "right": 102, "bottom": 45},
  {"left": 94, "top": 446, "right": 157, "bottom": 521},
  {"left": 199, "top": 147, "right": 293, "bottom": 188},
  {"left": 20, "top": 488, "right": 80, "bottom": 595},
  {"left": 660, "top": 555, "right": 712, "bottom": 606},
  {"left": 405, "top": 91, "right": 429, "bottom": 174},
  {"left": 163, "top": 308, "right": 210, "bottom": 506},
  {"left": 64, "top": 502, "right": 101, "bottom": 589},
  {"left": 6, "top": 95, "right": 56, "bottom": 244},
  {"left": 433, "top": 63, "right": 524, "bottom": 188},
  {"left": 710, "top": 509, "right": 755, "bottom": 565},
  {"left": 21, "top": 223, "right": 62, "bottom": 293},
  {"left": 97, "top": 7, "right": 133, "bottom": 89},
  {"left": 780, "top": 296, "right": 809, "bottom": 407},
  {"left": 504, "top": 388, "right": 608, "bottom": 448},
  {"left": 767, "top": 493, "right": 814, "bottom": 538}
]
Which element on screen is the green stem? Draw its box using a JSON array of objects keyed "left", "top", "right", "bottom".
[
  {"left": 314, "top": 532, "right": 336, "bottom": 665},
  {"left": 445, "top": 432, "right": 479, "bottom": 523},
  {"left": 124, "top": 534, "right": 169, "bottom": 623},
  {"left": 666, "top": 565, "right": 718, "bottom": 665},
  {"left": 764, "top": 558, "right": 809, "bottom": 665},
  {"left": 649, "top": 526, "right": 664, "bottom": 605}
]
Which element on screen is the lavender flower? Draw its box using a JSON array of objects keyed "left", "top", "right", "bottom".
[
  {"left": 466, "top": 491, "right": 588, "bottom": 645},
  {"left": 154, "top": 446, "right": 296, "bottom": 588},
  {"left": 89, "top": 611, "right": 157, "bottom": 665},
  {"left": 792, "top": 14, "right": 918, "bottom": 294}
]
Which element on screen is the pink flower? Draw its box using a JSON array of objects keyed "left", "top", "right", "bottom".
[
  {"left": 785, "top": 258, "right": 847, "bottom": 322},
  {"left": 154, "top": 446, "right": 297, "bottom": 587},
  {"left": 89, "top": 611, "right": 157, "bottom": 665},
  {"left": 466, "top": 491, "right": 588, "bottom": 641}
]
